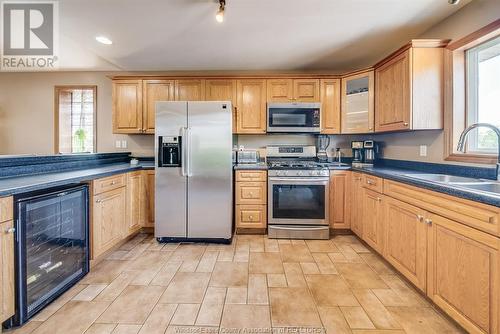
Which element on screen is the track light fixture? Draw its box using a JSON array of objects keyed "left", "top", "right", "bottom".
[
  {"left": 448, "top": 0, "right": 460, "bottom": 4},
  {"left": 216, "top": 0, "right": 225, "bottom": 23}
]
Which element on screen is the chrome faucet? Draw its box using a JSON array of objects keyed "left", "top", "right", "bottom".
[{"left": 457, "top": 123, "right": 500, "bottom": 181}]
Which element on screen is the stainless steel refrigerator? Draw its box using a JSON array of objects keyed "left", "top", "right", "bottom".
[{"left": 155, "top": 101, "right": 233, "bottom": 243}]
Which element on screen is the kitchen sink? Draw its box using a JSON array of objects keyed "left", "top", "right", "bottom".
[
  {"left": 404, "top": 173, "right": 485, "bottom": 185},
  {"left": 459, "top": 182, "right": 500, "bottom": 196}
]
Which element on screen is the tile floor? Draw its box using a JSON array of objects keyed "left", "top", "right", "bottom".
[{"left": 6, "top": 234, "right": 465, "bottom": 334}]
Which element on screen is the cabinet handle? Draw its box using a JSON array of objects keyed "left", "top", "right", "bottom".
[
  {"left": 369, "top": 127, "right": 373, "bottom": 131},
  {"left": 424, "top": 218, "right": 433, "bottom": 226},
  {"left": 403, "top": 122, "right": 409, "bottom": 126},
  {"left": 249, "top": 215, "right": 254, "bottom": 221},
  {"left": 356, "top": 177, "right": 362, "bottom": 181},
  {"left": 111, "top": 181, "right": 116, "bottom": 185},
  {"left": 96, "top": 199, "right": 102, "bottom": 203},
  {"left": 366, "top": 180, "right": 374, "bottom": 185},
  {"left": 416, "top": 215, "right": 424, "bottom": 222},
  {"left": 5, "top": 227, "right": 15, "bottom": 234},
  {"left": 377, "top": 197, "right": 382, "bottom": 202}
]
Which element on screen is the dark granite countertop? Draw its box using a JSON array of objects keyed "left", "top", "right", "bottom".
[
  {"left": 0, "top": 162, "right": 154, "bottom": 197},
  {"left": 233, "top": 163, "right": 268, "bottom": 170},
  {"left": 352, "top": 165, "right": 500, "bottom": 207}
]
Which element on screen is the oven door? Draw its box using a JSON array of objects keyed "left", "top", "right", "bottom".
[
  {"left": 267, "top": 103, "right": 321, "bottom": 133},
  {"left": 268, "top": 176, "right": 329, "bottom": 225}
]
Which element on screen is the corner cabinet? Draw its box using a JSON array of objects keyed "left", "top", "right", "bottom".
[
  {"left": 1, "top": 196, "right": 15, "bottom": 323},
  {"left": 112, "top": 80, "right": 143, "bottom": 134},
  {"left": 341, "top": 70, "right": 374, "bottom": 134},
  {"left": 320, "top": 79, "right": 341, "bottom": 134},
  {"left": 236, "top": 80, "right": 267, "bottom": 134},
  {"left": 375, "top": 40, "right": 448, "bottom": 132}
]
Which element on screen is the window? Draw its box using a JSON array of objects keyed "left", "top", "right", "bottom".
[
  {"left": 466, "top": 35, "right": 500, "bottom": 153},
  {"left": 55, "top": 86, "right": 97, "bottom": 154},
  {"left": 445, "top": 20, "right": 500, "bottom": 164}
]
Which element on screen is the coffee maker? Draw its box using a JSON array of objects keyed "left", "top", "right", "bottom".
[{"left": 351, "top": 140, "right": 379, "bottom": 167}]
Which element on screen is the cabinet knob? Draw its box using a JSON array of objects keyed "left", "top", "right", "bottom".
[
  {"left": 356, "top": 177, "right": 362, "bottom": 181},
  {"left": 403, "top": 122, "right": 409, "bottom": 126},
  {"left": 367, "top": 180, "right": 374, "bottom": 185},
  {"left": 111, "top": 181, "right": 116, "bottom": 185},
  {"left": 5, "top": 227, "right": 15, "bottom": 234},
  {"left": 424, "top": 218, "right": 433, "bottom": 226},
  {"left": 96, "top": 199, "right": 102, "bottom": 203},
  {"left": 377, "top": 197, "right": 382, "bottom": 202},
  {"left": 416, "top": 215, "right": 424, "bottom": 222},
  {"left": 249, "top": 216, "right": 254, "bottom": 221}
]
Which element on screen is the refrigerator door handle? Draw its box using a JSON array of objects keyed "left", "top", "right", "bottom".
[
  {"left": 187, "top": 127, "right": 193, "bottom": 177},
  {"left": 180, "top": 127, "right": 188, "bottom": 177}
]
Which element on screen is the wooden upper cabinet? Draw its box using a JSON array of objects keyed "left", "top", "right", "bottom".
[
  {"left": 236, "top": 79, "right": 267, "bottom": 134},
  {"left": 112, "top": 80, "right": 143, "bottom": 134},
  {"left": 175, "top": 79, "right": 205, "bottom": 101},
  {"left": 384, "top": 197, "right": 427, "bottom": 292},
  {"left": 341, "top": 70, "right": 374, "bottom": 134},
  {"left": 267, "top": 79, "right": 293, "bottom": 102},
  {"left": 427, "top": 213, "right": 499, "bottom": 334},
  {"left": 205, "top": 80, "right": 237, "bottom": 133},
  {"left": 142, "top": 80, "right": 175, "bottom": 134},
  {"left": 320, "top": 79, "right": 341, "bottom": 134},
  {"left": 375, "top": 40, "right": 447, "bottom": 132},
  {"left": 330, "top": 171, "right": 350, "bottom": 229},
  {"left": 293, "top": 79, "right": 320, "bottom": 102},
  {"left": 267, "top": 79, "right": 320, "bottom": 103}
]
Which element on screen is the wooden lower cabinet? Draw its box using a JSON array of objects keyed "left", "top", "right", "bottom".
[
  {"left": 236, "top": 205, "right": 267, "bottom": 229},
  {"left": 350, "top": 172, "right": 363, "bottom": 236},
  {"left": 143, "top": 170, "right": 155, "bottom": 228},
  {"left": 330, "top": 171, "right": 350, "bottom": 229},
  {"left": 384, "top": 197, "right": 427, "bottom": 291},
  {"left": 92, "top": 187, "right": 127, "bottom": 259},
  {"left": 127, "top": 171, "right": 144, "bottom": 235},
  {"left": 235, "top": 170, "right": 267, "bottom": 231},
  {"left": 427, "top": 213, "right": 499, "bottom": 334},
  {"left": 1, "top": 219, "right": 15, "bottom": 323},
  {"left": 362, "top": 189, "right": 385, "bottom": 253}
]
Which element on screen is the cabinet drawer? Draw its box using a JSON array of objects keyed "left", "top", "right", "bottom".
[
  {"left": 236, "top": 182, "right": 267, "bottom": 205},
  {"left": 236, "top": 171, "right": 267, "bottom": 182},
  {"left": 0, "top": 197, "right": 13, "bottom": 223},
  {"left": 236, "top": 205, "right": 267, "bottom": 228},
  {"left": 93, "top": 174, "right": 126, "bottom": 195},
  {"left": 362, "top": 174, "right": 383, "bottom": 193},
  {"left": 384, "top": 179, "right": 500, "bottom": 237}
]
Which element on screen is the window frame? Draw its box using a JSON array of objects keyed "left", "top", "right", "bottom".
[
  {"left": 444, "top": 19, "right": 500, "bottom": 164},
  {"left": 54, "top": 85, "right": 97, "bottom": 154}
]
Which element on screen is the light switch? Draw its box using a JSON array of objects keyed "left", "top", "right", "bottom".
[
  {"left": 115, "top": 140, "right": 122, "bottom": 148},
  {"left": 419, "top": 145, "right": 427, "bottom": 157},
  {"left": 121, "top": 140, "right": 128, "bottom": 148}
]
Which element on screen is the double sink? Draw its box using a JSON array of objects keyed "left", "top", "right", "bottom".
[{"left": 405, "top": 173, "right": 500, "bottom": 197}]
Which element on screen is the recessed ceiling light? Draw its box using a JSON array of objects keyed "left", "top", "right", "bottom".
[
  {"left": 96, "top": 36, "right": 113, "bottom": 45},
  {"left": 215, "top": 0, "right": 225, "bottom": 23}
]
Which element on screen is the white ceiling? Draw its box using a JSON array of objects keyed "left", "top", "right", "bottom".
[{"left": 58, "top": 0, "right": 471, "bottom": 72}]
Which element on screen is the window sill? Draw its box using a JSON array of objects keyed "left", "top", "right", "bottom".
[{"left": 445, "top": 153, "right": 497, "bottom": 165}]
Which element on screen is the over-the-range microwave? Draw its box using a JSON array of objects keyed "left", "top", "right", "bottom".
[{"left": 267, "top": 102, "right": 321, "bottom": 133}]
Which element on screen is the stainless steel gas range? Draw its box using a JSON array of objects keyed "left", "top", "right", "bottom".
[{"left": 266, "top": 145, "right": 332, "bottom": 240}]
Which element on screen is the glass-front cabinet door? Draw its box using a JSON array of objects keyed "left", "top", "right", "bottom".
[{"left": 341, "top": 70, "right": 374, "bottom": 134}]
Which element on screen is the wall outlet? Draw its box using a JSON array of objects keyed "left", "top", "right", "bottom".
[
  {"left": 115, "top": 140, "right": 122, "bottom": 148},
  {"left": 121, "top": 140, "right": 128, "bottom": 149},
  {"left": 419, "top": 145, "right": 427, "bottom": 157}
]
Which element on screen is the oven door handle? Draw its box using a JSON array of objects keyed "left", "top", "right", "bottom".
[
  {"left": 269, "top": 177, "right": 329, "bottom": 182},
  {"left": 270, "top": 226, "right": 329, "bottom": 231}
]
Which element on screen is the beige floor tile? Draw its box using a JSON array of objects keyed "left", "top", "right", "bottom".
[
  {"left": 312, "top": 253, "right": 338, "bottom": 274},
  {"left": 248, "top": 274, "right": 269, "bottom": 305},
  {"left": 165, "top": 326, "right": 219, "bottom": 334},
  {"left": 269, "top": 288, "right": 322, "bottom": 327},
  {"left": 97, "top": 285, "right": 165, "bottom": 324},
  {"left": 218, "top": 249, "right": 235, "bottom": 261},
  {"left": 291, "top": 239, "right": 306, "bottom": 245},
  {"left": 306, "top": 274, "right": 359, "bottom": 307},
  {"left": 95, "top": 272, "right": 135, "bottom": 302},
  {"left": 351, "top": 330, "right": 406, "bottom": 334},
  {"left": 139, "top": 303, "right": 178, "bottom": 334},
  {"left": 387, "top": 307, "right": 464, "bottom": 334},
  {"left": 84, "top": 323, "right": 116, "bottom": 334},
  {"left": 264, "top": 238, "right": 279, "bottom": 252},
  {"left": 336, "top": 263, "right": 388, "bottom": 289},
  {"left": 147, "top": 241, "right": 166, "bottom": 251},
  {"left": 379, "top": 275, "right": 428, "bottom": 307},
  {"left": 359, "top": 253, "right": 395, "bottom": 276},
  {"left": 249, "top": 252, "right": 284, "bottom": 274},
  {"left": 31, "top": 284, "right": 86, "bottom": 321},
  {"left": 220, "top": 304, "right": 271, "bottom": 329},
  {"left": 32, "top": 301, "right": 110, "bottom": 334},
  {"left": 119, "top": 234, "right": 148, "bottom": 251},
  {"left": 126, "top": 269, "right": 159, "bottom": 286},
  {"left": 283, "top": 262, "right": 307, "bottom": 287},
  {"left": 81, "top": 260, "right": 129, "bottom": 284},
  {"left": 352, "top": 290, "right": 401, "bottom": 329},
  {"left": 150, "top": 261, "right": 182, "bottom": 286},
  {"left": 279, "top": 244, "right": 314, "bottom": 262},
  {"left": 170, "top": 245, "right": 206, "bottom": 262},
  {"left": 210, "top": 262, "right": 248, "bottom": 287},
  {"left": 128, "top": 250, "right": 171, "bottom": 272},
  {"left": 306, "top": 240, "right": 339, "bottom": 253},
  {"left": 5, "top": 321, "right": 43, "bottom": 334},
  {"left": 122, "top": 243, "right": 150, "bottom": 261},
  {"left": 340, "top": 307, "right": 376, "bottom": 329},
  {"left": 196, "top": 287, "right": 226, "bottom": 326},
  {"left": 233, "top": 243, "right": 250, "bottom": 262},
  {"left": 106, "top": 250, "right": 129, "bottom": 260},
  {"left": 111, "top": 325, "right": 141, "bottom": 334},
  {"left": 179, "top": 260, "right": 200, "bottom": 272},
  {"left": 267, "top": 274, "right": 287, "bottom": 287},
  {"left": 336, "top": 244, "right": 364, "bottom": 263},
  {"left": 197, "top": 251, "right": 219, "bottom": 272},
  {"left": 328, "top": 252, "right": 350, "bottom": 263},
  {"left": 72, "top": 284, "right": 108, "bottom": 301},
  {"left": 225, "top": 287, "right": 247, "bottom": 304},
  {"left": 350, "top": 243, "right": 371, "bottom": 254},
  {"left": 162, "top": 243, "right": 180, "bottom": 252},
  {"left": 249, "top": 238, "right": 265, "bottom": 252},
  {"left": 171, "top": 304, "right": 201, "bottom": 325},
  {"left": 318, "top": 306, "right": 352, "bottom": 334},
  {"left": 371, "top": 289, "right": 409, "bottom": 307},
  {"left": 277, "top": 239, "right": 291, "bottom": 245},
  {"left": 300, "top": 262, "right": 321, "bottom": 274},
  {"left": 161, "top": 272, "right": 211, "bottom": 304}
]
